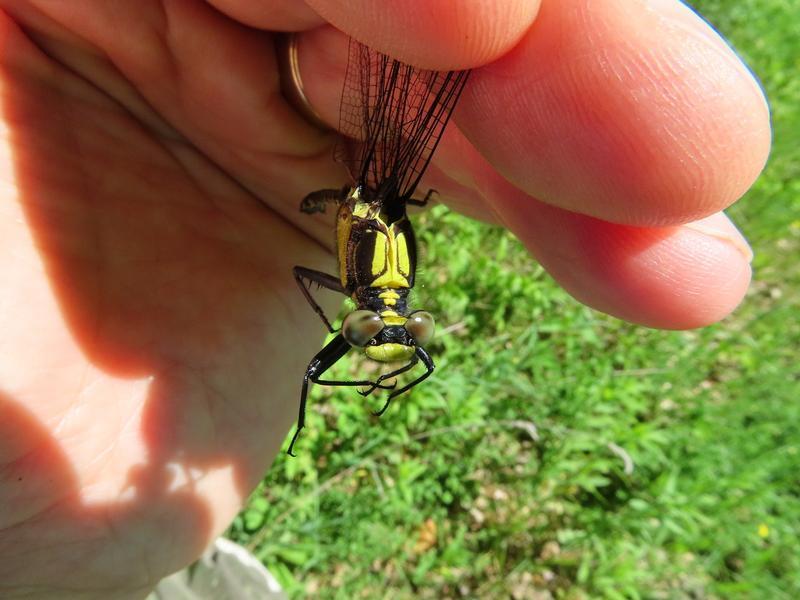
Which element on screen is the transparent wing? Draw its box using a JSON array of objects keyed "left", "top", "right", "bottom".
[{"left": 335, "top": 39, "right": 469, "bottom": 206}]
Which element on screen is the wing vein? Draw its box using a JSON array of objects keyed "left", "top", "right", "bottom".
[{"left": 334, "top": 39, "right": 470, "bottom": 214}]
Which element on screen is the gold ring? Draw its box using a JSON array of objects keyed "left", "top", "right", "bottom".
[{"left": 276, "top": 33, "right": 331, "bottom": 131}]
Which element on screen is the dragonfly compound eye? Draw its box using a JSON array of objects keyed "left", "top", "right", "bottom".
[
  {"left": 342, "top": 310, "right": 385, "bottom": 347},
  {"left": 405, "top": 311, "right": 435, "bottom": 346}
]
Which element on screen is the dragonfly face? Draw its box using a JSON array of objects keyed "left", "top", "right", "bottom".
[{"left": 342, "top": 309, "right": 435, "bottom": 362}]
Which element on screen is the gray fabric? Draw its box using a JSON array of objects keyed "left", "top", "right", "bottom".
[{"left": 149, "top": 538, "right": 287, "bottom": 600}]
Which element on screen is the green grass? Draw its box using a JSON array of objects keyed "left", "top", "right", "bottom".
[{"left": 228, "top": 1, "right": 800, "bottom": 597}]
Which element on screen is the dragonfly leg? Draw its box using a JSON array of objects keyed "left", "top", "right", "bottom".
[
  {"left": 406, "top": 188, "right": 438, "bottom": 207},
  {"left": 370, "top": 356, "right": 421, "bottom": 416},
  {"left": 357, "top": 355, "right": 419, "bottom": 405},
  {"left": 293, "top": 266, "right": 344, "bottom": 333},
  {"left": 300, "top": 189, "right": 341, "bottom": 214},
  {"left": 289, "top": 335, "right": 349, "bottom": 456},
  {"left": 378, "top": 347, "right": 435, "bottom": 415},
  {"left": 288, "top": 335, "right": 394, "bottom": 456},
  {"left": 315, "top": 378, "right": 396, "bottom": 391}
]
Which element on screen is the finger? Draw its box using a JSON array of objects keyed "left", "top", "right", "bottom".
[
  {"left": 459, "top": 0, "right": 771, "bottom": 226},
  {"left": 486, "top": 174, "right": 753, "bottom": 329},
  {"left": 206, "top": 0, "right": 324, "bottom": 31},
  {"left": 297, "top": 1, "right": 769, "bottom": 227},
  {"left": 304, "top": 0, "right": 541, "bottom": 69},
  {"left": 381, "top": 117, "right": 756, "bottom": 337}
]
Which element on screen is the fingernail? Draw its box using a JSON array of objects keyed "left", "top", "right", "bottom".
[{"left": 683, "top": 213, "right": 754, "bottom": 263}]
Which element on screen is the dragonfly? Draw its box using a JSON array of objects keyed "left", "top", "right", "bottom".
[{"left": 288, "top": 38, "right": 470, "bottom": 456}]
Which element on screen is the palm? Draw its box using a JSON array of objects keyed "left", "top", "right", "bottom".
[{"left": 1, "top": 2, "right": 337, "bottom": 594}]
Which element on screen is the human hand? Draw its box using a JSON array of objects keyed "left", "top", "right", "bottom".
[{"left": 0, "top": 1, "right": 768, "bottom": 598}]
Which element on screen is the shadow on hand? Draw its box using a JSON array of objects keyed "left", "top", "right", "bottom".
[
  {"left": 0, "top": 394, "right": 214, "bottom": 592},
  {"left": 0, "top": 17, "right": 333, "bottom": 594}
]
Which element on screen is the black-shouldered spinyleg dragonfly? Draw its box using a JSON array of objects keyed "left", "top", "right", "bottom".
[{"left": 289, "top": 39, "right": 469, "bottom": 456}]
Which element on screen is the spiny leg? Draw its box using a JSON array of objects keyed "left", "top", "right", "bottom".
[
  {"left": 373, "top": 346, "right": 435, "bottom": 416},
  {"left": 300, "top": 188, "right": 341, "bottom": 214},
  {"left": 315, "top": 378, "right": 396, "bottom": 391},
  {"left": 370, "top": 355, "right": 419, "bottom": 416},
  {"left": 288, "top": 334, "right": 392, "bottom": 456},
  {"left": 289, "top": 335, "right": 349, "bottom": 456},
  {"left": 357, "top": 355, "right": 419, "bottom": 403},
  {"left": 406, "top": 188, "right": 438, "bottom": 207},
  {"left": 292, "top": 266, "right": 344, "bottom": 333}
]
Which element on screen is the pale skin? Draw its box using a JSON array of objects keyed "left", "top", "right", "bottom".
[{"left": 0, "top": 1, "right": 770, "bottom": 598}]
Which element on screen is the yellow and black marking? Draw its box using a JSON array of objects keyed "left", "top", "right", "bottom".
[
  {"left": 288, "top": 38, "right": 469, "bottom": 455},
  {"left": 338, "top": 189, "right": 415, "bottom": 304}
]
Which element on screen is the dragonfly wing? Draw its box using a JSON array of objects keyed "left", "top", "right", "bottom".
[{"left": 334, "top": 39, "right": 470, "bottom": 210}]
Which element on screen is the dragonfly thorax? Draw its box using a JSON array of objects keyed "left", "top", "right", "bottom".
[{"left": 336, "top": 191, "right": 418, "bottom": 297}]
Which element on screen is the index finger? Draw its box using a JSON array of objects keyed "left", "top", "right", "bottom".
[
  {"left": 303, "top": 0, "right": 541, "bottom": 69},
  {"left": 298, "top": 0, "right": 770, "bottom": 226},
  {"left": 461, "top": 0, "right": 771, "bottom": 225}
]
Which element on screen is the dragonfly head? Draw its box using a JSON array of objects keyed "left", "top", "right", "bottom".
[{"left": 342, "top": 309, "right": 435, "bottom": 363}]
